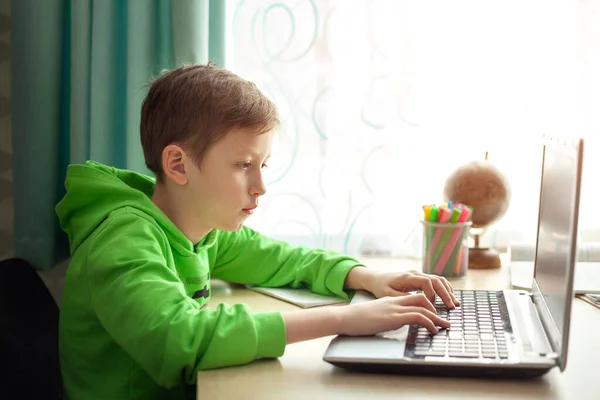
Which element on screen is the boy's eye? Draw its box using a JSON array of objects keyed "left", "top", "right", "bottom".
[{"left": 239, "top": 162, "right": 268, "bottom": 170}]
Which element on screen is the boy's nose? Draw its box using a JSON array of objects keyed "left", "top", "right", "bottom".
[
  {"left": 253, "top": 182, "right": 267, "bottom": 197},
  {"left": 251, "top": 176, "right": 267, "bottom": 197}
]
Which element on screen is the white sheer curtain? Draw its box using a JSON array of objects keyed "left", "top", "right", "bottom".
[{"left": 226, "top": 0, "right": 600, "bottom": 258}]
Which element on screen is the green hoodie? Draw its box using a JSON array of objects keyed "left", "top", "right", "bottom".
[{"left": 55, "top": 161, "right": 361, "bottom": 400}]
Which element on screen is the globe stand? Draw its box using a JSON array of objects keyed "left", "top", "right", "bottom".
[{"left": 468, "top": 231, "right": 501, "bottom": 269}]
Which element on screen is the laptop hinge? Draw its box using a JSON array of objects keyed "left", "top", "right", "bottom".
[
  {"left": 529, "top": 292, "right": 557, "bottom": 358},
  {"left": 511, "top": 291, "right": 555, "bottom": 356}
]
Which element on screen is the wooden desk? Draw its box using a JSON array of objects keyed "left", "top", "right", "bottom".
[{"left": 197, "top": 258, "right": 600, "bottom": 400}]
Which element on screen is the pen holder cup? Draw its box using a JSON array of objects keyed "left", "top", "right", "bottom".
[{"left": 421, "top": 221, "right": 472, "bottom": 279}]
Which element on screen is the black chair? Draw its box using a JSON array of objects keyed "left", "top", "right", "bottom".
[{"left": 0, "top": 258, "right": 63, "bottom": 399}]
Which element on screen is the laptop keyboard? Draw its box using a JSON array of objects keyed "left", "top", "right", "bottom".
[{"left": 405, "top": 290, "right": 512, "bottom": 359}]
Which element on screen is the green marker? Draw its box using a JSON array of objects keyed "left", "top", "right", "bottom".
[
  {"left": 426, "top": 206, "right": 439, "bottom": 256},
  {"left": 449, "top": 207, "right": 461, "bottom": 223},
  {"left": 429, "top": 206, "right": 439, "bottom": 222}
]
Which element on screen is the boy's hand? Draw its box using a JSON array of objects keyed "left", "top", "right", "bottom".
[
  {"left": 281, "top": 292, "right": 450, "bottom": 344},
  {"left": 345, "top": 267, "right": 460, "bottom": 309},
  {"left": 336, "top": 294, "right": 450, "bottom": 335}
]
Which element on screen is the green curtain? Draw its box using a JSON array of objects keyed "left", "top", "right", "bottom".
[{"left": 10, "top": 0, "right": 226, "bottom": 270}]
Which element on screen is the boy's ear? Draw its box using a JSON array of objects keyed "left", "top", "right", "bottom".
[{"left": 162, "top": 144, "right": 188, "bottom": 185}]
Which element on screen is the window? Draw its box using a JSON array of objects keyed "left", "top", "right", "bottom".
[{"left": 226, "top": 0, "right": 600, "bottom": 257}]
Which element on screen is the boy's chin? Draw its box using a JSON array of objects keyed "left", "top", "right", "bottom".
[{"left": 216, "top": 220, "right": 246, "bottom": 232}]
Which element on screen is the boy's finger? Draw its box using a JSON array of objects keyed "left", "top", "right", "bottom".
[
  {"left": 430, "top": 312, "right": 451, "bottom": 329},
  {"left": 398, "top": 306, "right": 451, "bottom": 329},
  {"left": 431, "top": 278, "right": 455, "bottom": 309},
  {"left": 385, "top": 289, "right": 409, "bottom": 297},
  {"left": 438, "top": 276, "right": 454, "bottom": 293},
  {"left": 439, "top": 277, "right": 460, "bottom": 305},
  {"left": 397, "top": 312, "right": 438, "bottom": 334},
  {"left": 397, "top": 293, "right": 436, "bottom": 313},
  {"left": 411, "top": 276, "right": 436, "bottom": 304},
  {"left": 419, "top": 307, "right": 451, "bottom": 328}
]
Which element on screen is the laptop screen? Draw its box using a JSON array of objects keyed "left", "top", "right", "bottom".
[{"left": 533, "top": 136, "right": 583, "bottom": 359}]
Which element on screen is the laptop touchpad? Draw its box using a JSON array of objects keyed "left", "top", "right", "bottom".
[
  {"left": 326, "top": 291, "right": 409, "bottom": 360},
  {"left": 325, "top": 333, "right": 408, "bottom": 360}
]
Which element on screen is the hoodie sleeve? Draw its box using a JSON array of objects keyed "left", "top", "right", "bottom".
[
  {"left": 86, "top": 214, "right": 286, "bottom": 388},
  {"left": 211, "top": 226, "right": 365, "bottom": 299}
]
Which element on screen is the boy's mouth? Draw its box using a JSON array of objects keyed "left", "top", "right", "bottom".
[{"left": 242, "top": 204, "right": 258, "bottom": 215}]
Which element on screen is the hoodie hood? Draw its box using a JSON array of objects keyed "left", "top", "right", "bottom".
[{"left": 56, "top": 160, "right": 210, "bottom": 256}]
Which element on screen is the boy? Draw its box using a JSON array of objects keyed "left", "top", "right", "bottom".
[{"left": 56, "top": 63, "right": 458, "bottom": 400}]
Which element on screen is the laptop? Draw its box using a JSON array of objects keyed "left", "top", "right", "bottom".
[{"left": 323, "top": 134, "right": 584, "bottom": 378}]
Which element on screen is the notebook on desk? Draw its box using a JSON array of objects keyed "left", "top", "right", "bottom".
[
  {"left": 324, "top": 134, "right": 584, "bottom": 378},
  {"left": 247, "top": 286, "right": 347, "bottom": 308},
  {"left": 509, "top": 241, "right": 600, "bottom": 294},
  {"left": 510, "top": 261, "right": 600, "bottom": 294}
]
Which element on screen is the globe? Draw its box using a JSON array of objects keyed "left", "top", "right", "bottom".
[{"left": 442, "top": 157, "right": 511, "bottom": 269}]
